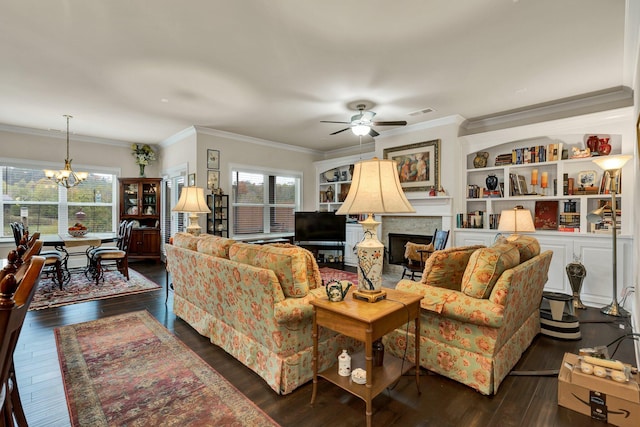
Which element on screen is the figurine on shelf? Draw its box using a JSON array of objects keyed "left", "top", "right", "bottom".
[{"left": 570, "top": 146, "right": 591, "bottom": 159}]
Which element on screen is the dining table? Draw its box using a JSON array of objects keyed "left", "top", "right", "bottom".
[{"left": 41, "top": 232, "right": 118, "bottom": 282}]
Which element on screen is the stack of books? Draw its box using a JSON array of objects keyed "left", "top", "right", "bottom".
[
  {"left": 494, "top": 153, "right": 512, "bottom": 166},
  {"left": 558, "top": 212, "right": 580, "bottom": 232}
]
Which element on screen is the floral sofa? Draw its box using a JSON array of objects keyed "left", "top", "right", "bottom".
[
  {"left": 383, "top": 236, "right": 553, "bottom": 395},
  {"left": 165, "top": 233, "right": 359, "bottom": 394}
]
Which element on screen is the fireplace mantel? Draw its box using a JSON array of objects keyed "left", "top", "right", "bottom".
[{"left": 379, "top": 196, "right": 453, "bottom": 218}]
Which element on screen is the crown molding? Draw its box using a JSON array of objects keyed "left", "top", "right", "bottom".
[
  {"left": 460, "top": 86, "right": 634, "bottom": 136},
  {"left": 192, "top": 126, "right": 323, "bottom": 155},
  {"left": 0, "top": 122, "right": 140, "bottom": 148}
]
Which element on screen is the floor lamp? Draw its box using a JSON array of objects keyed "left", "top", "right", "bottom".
[
  {"left": 587, "top": 155, "right": 631, "bottom": 317},
  {"left": 336, "top": 158, "right": 415, "bottom": 302},
  {"left": 171, "top": 187, "right": 211, "bottom": 236}
]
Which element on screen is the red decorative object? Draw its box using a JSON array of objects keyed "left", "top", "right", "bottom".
[
  {"left": 597, "top": 138, "right": 611, "bottom": 155},
  {"left": 586, "top": 135, "right": 599, "bottom": 154}
]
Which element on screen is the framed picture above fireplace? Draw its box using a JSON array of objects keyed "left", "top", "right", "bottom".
[{"left": 383, "top": 139, "right": 441, "bottom": 192}]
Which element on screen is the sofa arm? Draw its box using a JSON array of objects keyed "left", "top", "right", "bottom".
[
  {"left": 273, "top": 288, "right": 325, "bottom": 324},
  {"left": 396, "top": 281, "right": 504, "bottom": 328}
]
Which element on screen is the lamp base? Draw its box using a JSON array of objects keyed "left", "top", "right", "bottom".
[
  {"left": 353, "top": 289, "right": 387, "bottom": 303},
  {"left": 186, "top": 213, "right": 202, "bottom": 236},
  {"left": 600, "top": 301, "right": 630, "bottom": 317}
]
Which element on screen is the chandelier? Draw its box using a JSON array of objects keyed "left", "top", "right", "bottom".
[{"left": 44, "top": 115, "right": 88, "bottom": 189}]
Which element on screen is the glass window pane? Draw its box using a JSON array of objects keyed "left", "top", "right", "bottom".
[
  {"left": 4, "top": 166, "right": 58, "bottom": 202},
  {"left": 274, "top": 176, "right": 296, "bottom": 204},
  {"left": 233, "top": 172, "right": 264, "bottom": 204},
  {"left": 67, "top": 173, "right": 114, "bottom": 203},
  {"left": 234, "top": 206, "right": 264, "bottom": 234},
  {"left": 67, "top": 205, "right": 113, "bottom": 232},
  {"left": 5, "top": 203, "right": 59, "bottom": 234},
  {"left": 270, "top": 207, "right": 294, "bottom": 233}
]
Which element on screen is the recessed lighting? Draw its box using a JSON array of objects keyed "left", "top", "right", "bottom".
[{"left": 160, "top": 98, "right": 169, "bottom": 103}]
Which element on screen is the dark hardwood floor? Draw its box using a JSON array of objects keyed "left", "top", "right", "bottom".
[{"left": 15, "top": 261, "right": 637, "bottom": 426}]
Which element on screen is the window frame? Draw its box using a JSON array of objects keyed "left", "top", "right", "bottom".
[
  {"left": 1, "top": 157, "right": 120, "bottom": 239},
  {"left": 230, "top": 163, "right": 302, "bottom": 237}
]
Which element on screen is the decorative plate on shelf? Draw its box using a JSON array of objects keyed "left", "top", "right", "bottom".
[
  {"left": 323, "top": 169, "right": 338, "bottom": 182},
  {"left": 577, "top": 170, "right": 597, "bottom": 188}
]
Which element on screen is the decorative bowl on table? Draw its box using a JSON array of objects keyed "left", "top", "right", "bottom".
[
  {"left": 351, "top": 368, "right": 366, "bottom": 385},
  {"left": 68, "top": 226, "right": 88, "bottom": 237}
]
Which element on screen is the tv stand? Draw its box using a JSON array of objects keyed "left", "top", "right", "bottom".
[{"left": 296, "top": 241, "right": 345, "bottom": 270}]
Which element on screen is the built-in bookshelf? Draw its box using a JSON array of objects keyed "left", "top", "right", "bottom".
[{"left": 459, "top": 134, "right": 626, "bottom": 235}]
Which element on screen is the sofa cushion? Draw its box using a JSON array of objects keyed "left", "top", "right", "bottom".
[
  {"left": 268, "top": 243, "right": 322, "bottom": 290},
  {"left": 461, "top": 243, "right": 520, "bottom": 299},
  {"left": 197, "top": 235, "right": 236, "bottom": 258},
  {"left": 172, "top": 232, "right": 201, "bottom": 251},
  {"left": 506, "top": 235, "right": 540, "bottom": 262},
  {"left": 405, "top": 241, "right": 434, "bottom": 263},
  {"left": 420, "top": 245, "right": 485, "bottom": 290},
  {"left": 229, "top": 242, "right": 312, "bottom": 297}
]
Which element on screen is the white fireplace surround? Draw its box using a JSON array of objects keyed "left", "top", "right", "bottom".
[{"left": 379, "top": 196, "right": 453, "bottom": 230}]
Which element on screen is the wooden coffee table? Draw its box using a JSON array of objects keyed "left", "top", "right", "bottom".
[{"left": 310, "top": 288, "right": 422, "bottom": 427}]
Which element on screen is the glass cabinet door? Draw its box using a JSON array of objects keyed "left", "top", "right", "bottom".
[
  {"left": 141, "top": 182, "right": 158, "bottom": 216},
  {"left": 124, "top": 183, "right": 139, "bottom": 215}
]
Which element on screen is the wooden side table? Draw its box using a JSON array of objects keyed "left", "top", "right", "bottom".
[{"left": 310, "top": 288, "right": 422, "bottom": 427}]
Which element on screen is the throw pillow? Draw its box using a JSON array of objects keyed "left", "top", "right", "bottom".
[
  {"left": 197, "top": 235, "right": 236, "bottom": 258},
  {"left": 504, "top": 235, "right": 540, "bottom": 263},
  {"left": 420, "top": 245, "right": 485, "bottom": 290},
  {"left": 461, "top": 242, "right": 520, "bottom": 299}
]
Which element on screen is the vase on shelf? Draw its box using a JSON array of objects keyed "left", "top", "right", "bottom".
[
  {"left": 597, "top": 138, "right": 611, "bottom": 156},
  {"left": 485, "top": 174, "right": 498, "bottom": 191},
  {"left": 473, "top": 152, "right": 489, "bottom": 168},
  {"left": 586, "top": 135, "right": 599, "bottom": 154},
  {"left": 139, "top": 164, "right": 146, "bottom": 177}
]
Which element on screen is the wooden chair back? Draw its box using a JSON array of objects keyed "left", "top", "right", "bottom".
[
  {"left": 432, "top": 229, "right": 450, "bottom": 251},
  {"left": 0, "top": 252, "right": 45, "bottom": 424}
]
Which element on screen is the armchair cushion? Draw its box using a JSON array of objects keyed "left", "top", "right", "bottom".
[
  {"left": 461, "top": 243, "right": 519, "bottom": 299},
  {"left": 172, "top": 232, "right": 201, "bottom": 251},
  {"left": 507, "top": 235, "right": 540, "bottom": 262},
  {"left": 419, "top": 245, "right": 485, "bottom": 290}
]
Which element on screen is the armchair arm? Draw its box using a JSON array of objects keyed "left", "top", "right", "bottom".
[{"left": 396, "top": 280, "right": 504, "bottom": 328}]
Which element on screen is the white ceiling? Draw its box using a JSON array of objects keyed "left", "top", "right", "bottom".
[{"left": 0, "top": 0, "right": 634, "bottom": 152}]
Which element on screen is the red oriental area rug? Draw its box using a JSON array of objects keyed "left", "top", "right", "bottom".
[
  {"left": 55, "top": 311, "right": 280, "bottom": 427},
  {"left": 318, "top": 266, "right": 358, "bottom": 285},
  {"left": 31, "top": 269, "right": 161, "bottom": 310}
]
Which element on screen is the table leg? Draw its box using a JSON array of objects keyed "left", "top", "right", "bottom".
[
  {"left": 365, "top": 327, "right": 373, "bottom": 427},
  {"left": 310, "top": 308, "right": 318, "bottom": 405},
  {"left": 414, "top": 314, "right": 421, "bottom": 393}
]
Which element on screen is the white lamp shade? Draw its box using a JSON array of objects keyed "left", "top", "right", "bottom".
[
  {"left": 172, "top": 187, "right": 211, "bottom": 213},
  {"left": 336, "top": 158, "right": 415, "bottom": 215},
  {"left": 592, "top": 154, "right": 632, "bottom": 171},
  {"left": 498, "top": 208, "right": 535, "bottom": 234}
]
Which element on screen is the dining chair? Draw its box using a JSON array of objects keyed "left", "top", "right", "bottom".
[
  {"left": 0, "top": 251, "right": 45, "bottom": 426},
  {"left": 11, "top": 225, "right": 65, "bottom": 289},
  {"left": 84, "top": 220, "right": 129, "bottom": 279},
  {"left": 88, "top": 221, "right": 134, "bottom": 285},
  {"left": 401, "top": 229, "right": 450, "bottom": 280}
]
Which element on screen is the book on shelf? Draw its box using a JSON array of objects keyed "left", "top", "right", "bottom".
[
  {"left": 558, "top": 226, "right": 580, "bottom": 232},
  {"left": 534, "top": 200, "right": 559, "bottom": 230}
]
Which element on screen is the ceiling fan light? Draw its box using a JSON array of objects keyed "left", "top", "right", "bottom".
[{"left": 352, "top": 124, "right": 370, "bottom": 136}]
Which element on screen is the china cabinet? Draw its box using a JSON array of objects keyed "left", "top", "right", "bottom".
[{"left": 118, "top": 177, "right": 162, "bottom": 261}]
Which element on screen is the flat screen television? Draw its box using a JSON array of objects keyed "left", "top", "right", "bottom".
[{"left": 294, "top": 211, "right": 346, "bottom": 242}]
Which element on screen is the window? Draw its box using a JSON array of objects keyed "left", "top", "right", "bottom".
[
  {"left": 1, "top": 162, "right": 118, "bottom": 238},
  {"left": 231, "top": 168, "right": 300, "bottom": 236}
]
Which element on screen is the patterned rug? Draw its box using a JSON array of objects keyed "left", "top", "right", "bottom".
[
  {"left": 30, "top": 269, "right": 161, "bottom": 310},
  {"left": 318, "top": 266, "right": 358, "bottom": 284},
  {"left": 55, "top": 310, "right": 280, "bottom": 427}
]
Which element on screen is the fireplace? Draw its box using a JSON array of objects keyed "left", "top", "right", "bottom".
[{"left": 387, "top": 233, "right": 432, "bottom": 265}]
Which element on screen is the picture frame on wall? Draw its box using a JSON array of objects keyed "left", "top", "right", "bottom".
[
  {"left": 383, "top": 139, "right": 441, "bottom": 192},
  {"left": 207, "top": 170, "right": 220, "bottom": 191},
  {"left": 207, "top": 149, "right": 220, "bottom": 170},
  {"left": 188, "top": 173, "right": 196, "bottom": 187}
]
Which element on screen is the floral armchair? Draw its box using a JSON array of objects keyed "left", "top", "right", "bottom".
[{"left": 384, "top": 236, "right": 552, "bottom": 395}]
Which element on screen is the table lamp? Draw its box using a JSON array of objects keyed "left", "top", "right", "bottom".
[
  {"left": 336, "top": 158, "right": 415, "bottom": 302},
  {"left": 497, "top": 206, "right": 535, "bottom": 240},
  {"left": 171, "top": 187, "right": 211, "bottom": 236},
  {"left": 586, "top": 154, "right": 631, "bottom": 317}
]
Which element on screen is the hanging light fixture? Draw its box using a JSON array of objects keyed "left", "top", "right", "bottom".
[{"left": 44, "top": 115, "right": 88, "bottom": 189}]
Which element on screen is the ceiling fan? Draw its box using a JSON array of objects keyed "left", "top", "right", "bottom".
[{"left": 321, "top": 104, "right": 407, "bottom": 137}]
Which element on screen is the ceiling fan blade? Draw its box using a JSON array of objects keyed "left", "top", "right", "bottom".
[
  {"left": 330, "top": 128, "right": 351, "bottom": 135},
  {"left": 369, "top": 128, "right": 380, "bottom": 137},
  {"left": 372, "top": 121, "right": 407, "bottom": 126},
  {"left": 321, "top": 120, "right": 351, "bottom": 124}
]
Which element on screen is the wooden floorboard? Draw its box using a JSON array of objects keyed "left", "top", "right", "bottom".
[{"left": 14, "top": 260, "right": 637, "bottom": 426}]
